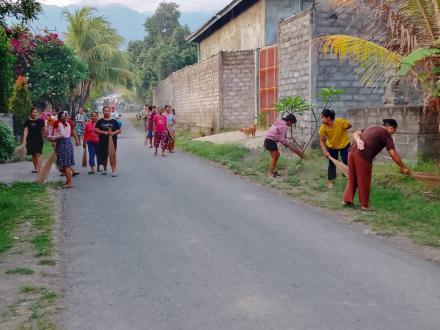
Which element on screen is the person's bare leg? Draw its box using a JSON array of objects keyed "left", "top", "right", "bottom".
[
  {"left": 65, "top": 167, "right": 73, "bottom": 187},
  {"left": 31, "top": 154, "right": 38, "bottom": 171},
  {"left": 36, "top": 153, "right": 42, "bottom": 172},
  {"left": 268, "top": 150, "right": 280, "bottom": 177}
]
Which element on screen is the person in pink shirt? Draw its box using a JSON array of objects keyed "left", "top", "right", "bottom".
[
  {"left": 264, "top": 113, "right": 300, "bottom": 178},
  {"left": 83, "top": 111, "right": 100, "bottom": 174},
  {"left": 153, "top": 106, "right": 168, "bottom": 157}
]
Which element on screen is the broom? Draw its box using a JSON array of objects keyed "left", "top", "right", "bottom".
[
  {"left": 286, "top": 138, "right": 307, "bottom": 160},
  {"left": 82, "top": 145, "right": 88, "bottom": 167},
  {"left": 328, "top": 155, "right": 349, "bottom": 177},
  {"left": 36, "top": 150, "right": 56, "bottom": 183},
  {"left": 14, "top": 143, "right": 27, "bottom": 160},
  {"left": 108, "top": 131, "right": 116, "bottom": 169},
  {"left": 409, "top": 171, "right": 440, "bottom": 187}
]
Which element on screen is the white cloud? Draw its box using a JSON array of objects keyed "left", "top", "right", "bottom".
[{"left": 40, "top": 0, "right": 230, "bottom": 12}]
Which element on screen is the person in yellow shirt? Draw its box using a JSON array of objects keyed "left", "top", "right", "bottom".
[{"left": 319, "top": 109, "right": 352, "bottom": 189}]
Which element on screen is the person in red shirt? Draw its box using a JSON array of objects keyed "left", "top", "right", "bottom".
[
  {"left": 153, "top": 106, "right": 168, "bottom": 157},
  {"left": 83, "top": 111, "right": 100, "bottom": 174},
  {"left": 343, "top": 119, "right": 409, "bottom": 211}
]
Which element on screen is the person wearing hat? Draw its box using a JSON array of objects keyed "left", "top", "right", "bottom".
[
  {"left": 264, "top": 113, "right": 303, "bottom": 178},
  {"left": 343, "top": 119, "right": 410, "bottom": 211}
]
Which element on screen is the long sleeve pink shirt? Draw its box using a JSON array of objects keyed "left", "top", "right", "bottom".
[
  {"left": 53, "top": 122, "right": 72, "bottom": 139},
  {"left": 265, "top": 119, "right": 289, "bottom": 146}
]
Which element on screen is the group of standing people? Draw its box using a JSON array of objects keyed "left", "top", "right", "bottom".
[
  {"left": 23, "top": 106, "right": 122, "bottom": 188},
  {"left": 264, "top": 109, "right": 409, "bottom": 211},
  {"left": 142, "top": 104, "right": 176, "bottom": 157}
]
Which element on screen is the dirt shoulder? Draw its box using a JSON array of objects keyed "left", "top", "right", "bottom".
[{"left": 0, "top": 186, "right": 64, "bottom": 329}]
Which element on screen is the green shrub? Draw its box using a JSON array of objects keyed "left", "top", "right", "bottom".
[{"left": 0, "top": 121, "right": 17, "bottom": 162}]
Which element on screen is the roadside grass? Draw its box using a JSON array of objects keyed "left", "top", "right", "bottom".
[
  {"left": 6, "top": 267, "right": 34, "bottom": 275},
  {"left": 174, "top": 130, "right": 440, "bottom": 247},
  {"left": 0, "top": 183, "right": 59, "bottom": 329},
  {"left": 176, "top": 131, "right": 248, "bottom": 169},
  {"left": 0, "top": 182, "right": 52, "bottom": 254},
  {"left": 38, "top": 259, "right": 55, "bottom": 266}
]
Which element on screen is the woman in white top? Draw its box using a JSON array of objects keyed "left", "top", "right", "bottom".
[{"left": 49, "top": 111, "right": 75, "bottom": 188}]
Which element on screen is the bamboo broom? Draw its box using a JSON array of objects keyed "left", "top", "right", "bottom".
[
  {"left": 328, "top": 155, "right": 349, "bottom": 177},
  {"left": 82, "top": 145, "right": 88, "bottom": 167},
  {"left": 286, "top": 138, "right": 307, "bottom": 160},
  {"left": 409, "top": 171, "right": 440, "bottom": 187},
  {"left": 108, "top": 131, "right": 116, "bottom": 169},
  {"left": 36, "top": 150, "right": 56, "bottom": 183},
  {"left": 14, "top": 143, "right": 27, "bottom": 160}
]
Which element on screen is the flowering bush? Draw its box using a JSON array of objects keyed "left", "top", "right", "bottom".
[
  {"left": 4, "top": 29, "right": 87, "bottom": 107},
  {"left": 7, "top": 29, "right": 63, "bottom": 75}
]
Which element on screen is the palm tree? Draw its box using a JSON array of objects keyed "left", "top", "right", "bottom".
[
  {"left": 64, "top": 6, "right": 133, "bottom": 109},
  {"left": 318, "top": 0, "right": 440, "bottom": 107}
]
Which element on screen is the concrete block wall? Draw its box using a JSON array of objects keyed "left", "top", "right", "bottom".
[
  {"left": 154, "top": 76, "right": 174, "bottom": 106},
  {"left": 346, "top": 107, "right": 440, "bottom": 161},
  {"left": 153, "top": 50, "right": 257, "bottom": 132},
  {"left": 221, "top": 50, "right": 256, "bottom": 129},
  {"left": 277, "top": 9, "right": 314, "bottom": 147},
  {"left": 154, "top": 54, "right": 221, "bottom": 130},
  {"left": 312, "top": 1, "right": 387, "bottom": 114}
]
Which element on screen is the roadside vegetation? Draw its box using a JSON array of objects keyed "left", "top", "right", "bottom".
[
  {"left": 174, "top": 131, "right": 440, "bottom": 247},
  {"left": 0, "top": 182, "right": 61, "bottom": 329}
]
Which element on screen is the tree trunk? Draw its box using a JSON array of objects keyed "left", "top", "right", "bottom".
[{"left": 79, "top": 79, "right": 92, "bottom": 109}]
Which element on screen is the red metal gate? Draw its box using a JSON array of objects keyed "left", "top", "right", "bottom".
[{"left": 259, "top": 46, "right": 278, "bottom": 126}]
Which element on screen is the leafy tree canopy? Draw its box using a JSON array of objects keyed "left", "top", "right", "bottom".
[
  {"left": 0, "top": 0, "right": 42, "bottom": 27},
  {"left": 128, "top": 1, "right": 197, "bottom": 103},
  {"left": 0, "top": 27, "right": 15, "bottom": 112}
]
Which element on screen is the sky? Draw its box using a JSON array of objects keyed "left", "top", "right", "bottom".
[{"left": 40, "top": 0, "right": 230, "bottom": 12}]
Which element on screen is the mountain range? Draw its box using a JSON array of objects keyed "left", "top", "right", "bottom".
[{"left": 23, "top": 4, "right": 213, "bottom": 47}]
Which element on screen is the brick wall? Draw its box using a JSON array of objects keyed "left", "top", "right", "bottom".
[
  {"left": 221, "top": 50, "right": 256, "bottom": 129},
  {"left": 346, "top": 107, "right": 440, "bottom": 161},
  {"left": 153, "top": 50, "right": 256, "bottom": 131}
]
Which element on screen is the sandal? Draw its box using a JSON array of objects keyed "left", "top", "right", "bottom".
[
  {"left": 62, "top": 185, "right": 73, "bottom": 189},
  {"left": 88, "top": 171, "right": 95, "bottom": 175},
  {"left": 32, "top": 170, "right": 39, "bottom": 173}
]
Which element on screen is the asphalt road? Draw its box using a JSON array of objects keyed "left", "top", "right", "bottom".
[{"left": 62, "top": 118, "right": 440, "bottom": 330}]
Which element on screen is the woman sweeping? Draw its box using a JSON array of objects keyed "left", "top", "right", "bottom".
[
  {"left": 83, "top": 111, "right": 100, "bottom": 174},
  {"left": 263, "top": 114, "right": 303, "bottom": 178},
  {"left": 23, "top": 108, "right": 46, "bottom": 173},
  {"left": 95, "top": 106, "right": 121, "bottom": 177},
  {"left": 343, "top": 119, "right": 409, "bottom": 211},
  {"left": 48, "top": 111, "right": 75, "bottom": 188},
  {"left": 319, "top": 109, "right": 352, "bottom": 189}
]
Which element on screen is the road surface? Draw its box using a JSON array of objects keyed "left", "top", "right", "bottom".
[{"left": 62, "top": 118, "right": 440, "bottom": 330}]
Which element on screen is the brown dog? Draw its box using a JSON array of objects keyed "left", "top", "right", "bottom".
[{"left": 240, "top": 124, "right": 256, "bottom": 139}]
